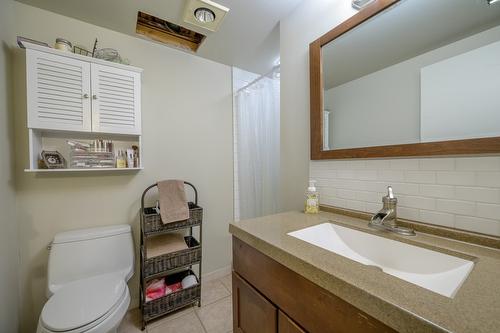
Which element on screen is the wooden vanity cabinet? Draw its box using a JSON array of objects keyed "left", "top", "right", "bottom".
[
  {"left": 232, "top": 272, "right": 277, "bottom": 333},
  {"left": 278, "top": 311, "right": 306, "bottom": 333},
  {"left": 232, "top": 237, "right": 396, "bottom": 333},
  {"left": 233, "top": 272, "right": 304, "bottom": 333}
]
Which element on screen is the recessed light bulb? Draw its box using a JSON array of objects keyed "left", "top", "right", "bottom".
[{"left": 194, "top": 7, "right": 216, "bottom": 23}]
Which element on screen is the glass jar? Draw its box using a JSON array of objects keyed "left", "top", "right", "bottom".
[{"left": 55, "top": 38, "right": 72, "bottom": 52}]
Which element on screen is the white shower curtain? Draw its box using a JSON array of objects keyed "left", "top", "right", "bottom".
[{"left": 235, "top": 72, "right": 280, "bottom": 220}]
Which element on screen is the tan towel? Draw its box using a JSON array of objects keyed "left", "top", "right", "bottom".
[
  {"left": 158, "top": 180, "right": 189, "bottom": 224},
  {"left": 146, "top": 233, "right": 188, "bottom": 259}
]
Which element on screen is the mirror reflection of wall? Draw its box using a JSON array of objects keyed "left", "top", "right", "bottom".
[{"left": 321, "top": 0, "right": 500, "bottom": 151}]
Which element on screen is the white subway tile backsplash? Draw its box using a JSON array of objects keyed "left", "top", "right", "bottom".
[
  {"left": 405, "top": 171, "right": 436, "bottom": 184},
  {"left": 365, "top": 202, "right": 381, "bottom": 214},
  {"left": 337, "top": 170, "right": 357, "bottom": 179},
  {"left": 390, "top": 183, "right": 420, "bottom": 195},
  {"left": 455, "top": 187, "right": 500, "bottom": 204},
  {"left": 311, "top": 156, "right": 500, "bottom": 236},
  {"left": 390, "top": 159, "right": 419, "bottom": 170},
  {"left": 322, "top": 196, "right": 346, "bottom": 208},
  {"left": 419, "top": 158, "right": 455, "bottom": 171},
  {"left": 419, "top": 210, "right": 455, "bottom": 228},
  {"left": 342, "top": 199, "right": 366, "bottom": 212},
  {"left": 419, "top": 184, "right": 455, "bottom": 199},
  {"left": 455, "top": 216, "right": 500, "bottom": 236},
  {"left": 476, "top": 172, "right": 500, "bottom": 188},
  {"left": 357, "top": 170, "right": 377, "bottom": 181},
  {"left": 319, "top": 187, "right": 337, "bottom": 197},
  {"left": 455, "top": 157, "right": 500, "bottom": 171},
  {"left": 436, "top": 171, "right": 475, "bottom": 186},
  {"left": 398, "top": 195, "right": 436, "bottom": 210},
  {"left": 398, "top": 207, "right": 420, "bottom": 220},
  {"left": 348, "top": 161, "right": 366, "bottom": 170},
  {"left": 365, "top": 160, "right": 391, "bottom": 170},
  {"left": 476, "top": 203, "right": 500, "bottom": 220},
  {"left": 436, "top": 199, "right": 476, "bottom": 216},
  {"left": 377, "top": 170, "right": 405, "bottom": 182},
  {"left": 337, "top": 189, "right": 357, "bottom": 200},
  {"left": 355, "top": 191, "right": 380, "bottom": 203}
]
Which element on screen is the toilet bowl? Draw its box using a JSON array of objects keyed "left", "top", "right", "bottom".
[{"left": 37, "top": 225, "right": 134, "bottom": 333}]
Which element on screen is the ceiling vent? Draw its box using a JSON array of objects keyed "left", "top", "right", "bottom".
[
  {"left": 183, "top": 0, "right": 230, "bottom": 32},
  {"left": 136, "top": 12, "right": 206, "bottom": 52}
]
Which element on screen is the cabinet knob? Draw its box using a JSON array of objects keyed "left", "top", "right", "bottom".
[
  {"left": 92, "top": 95, "right": 98, "bottom": 100},
  {"left": 83, "top": 93, "right": 89, "bottom": 99}
]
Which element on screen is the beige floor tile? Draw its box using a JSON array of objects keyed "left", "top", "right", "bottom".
[
  {"left": 146, "top": 305, "right": 196, "bottom": 329},
  {"left": 196, "top": 296, "right": 232, "bottom": 333},
  {"left": 118, "top": 309, "right": 143, "bottom": 333},
  {"left": 201, "top": 279, "right": 230, "bottom": 306},
  {"left": 147, "top": 311, "right": 205, "bottom": 333},
  {"left": 220, "top": 274, "right": 232, "bottom": 294}
]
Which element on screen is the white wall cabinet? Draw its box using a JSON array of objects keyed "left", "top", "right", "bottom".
[
  {"left": 27, "top": 49, "right": 92, "bottom": 132},
  {"left": 26, "top": 45, "right": 142, "bottom": 135},
  {"left": 91, "top": 64, "right": 141, "bottom": 135},
  {"left": 23, "top": 42, "right": 143, "bottom": 172}
]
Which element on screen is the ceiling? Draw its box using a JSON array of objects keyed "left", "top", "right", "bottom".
[
  {"left": 15, "top": 0, "right": 303, "bottom": 74},
  {"left": 323, "top": 0, "right": 500, "bottom": 89}
]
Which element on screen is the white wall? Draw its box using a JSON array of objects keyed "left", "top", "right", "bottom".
[
  {"left": 0, "top": 0, "right": 20, "bottom": 331},
  {"left": 281, "top": 1, "right": 500, "bottom": 237},
  {"left": 323, "top": 25, "right": 500, "bottom": 149},
  {"left": 279, "top": 0, "right": 356, "bottom": 211},
  {"left": 11, "top": 3, "right": 233, "bottom": 332}
]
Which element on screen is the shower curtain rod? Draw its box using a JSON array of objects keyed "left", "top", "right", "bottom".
[{"left": 236, "top": 65, "right": 280, "bottom": 94}]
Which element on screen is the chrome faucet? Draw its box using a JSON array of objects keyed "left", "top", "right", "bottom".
[{"left": 369, "top": 186, "right": 415, "bottom": 236}]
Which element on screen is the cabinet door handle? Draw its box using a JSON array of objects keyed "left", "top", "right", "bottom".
[
  {"left": 92, "top": 95, "right": 98, "bottom": 100},
  {"left": 83, "top": 93, "right": 89, "bottom": 99}
]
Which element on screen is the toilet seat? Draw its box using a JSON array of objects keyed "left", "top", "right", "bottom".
[{"left": 40, "top": 274, "right": 126, "bottom": 332}]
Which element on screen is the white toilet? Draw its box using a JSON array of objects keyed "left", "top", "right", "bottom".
[{"left": 37, "top": 225, "right": 134, "bottom": 333}]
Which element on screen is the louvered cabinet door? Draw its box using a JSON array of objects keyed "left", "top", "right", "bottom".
[
  {"left": 26, "top": 49, "right": 92, "bottom": 131},
  {"left": 91, "top": 64, "right": 141, "bottom": 135}
]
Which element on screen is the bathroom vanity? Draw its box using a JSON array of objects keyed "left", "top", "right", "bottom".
[{"left": 229, "top": 211, "right": 500, "bottom": 333}]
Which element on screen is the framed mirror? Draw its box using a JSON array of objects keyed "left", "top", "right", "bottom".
[{"left": 310, "top": 0, "right": 500, "bottom": 159}]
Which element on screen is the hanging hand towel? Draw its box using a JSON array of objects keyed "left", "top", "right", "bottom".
[{"left": 157, "top": 180, "right": 189, "bottom": 224}]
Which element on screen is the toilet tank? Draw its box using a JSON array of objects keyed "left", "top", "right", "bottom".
[{"left": 47, "top": 224, "right": 134, "bottom": 296}]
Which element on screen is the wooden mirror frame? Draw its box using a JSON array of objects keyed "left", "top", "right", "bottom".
[{"left": 310, "top": 0, "right": 500, "bottom": 160}]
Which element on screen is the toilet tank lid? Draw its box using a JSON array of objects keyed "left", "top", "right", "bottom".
[{"left": 53, "top": 225, "right": 131, "bottom": 244}]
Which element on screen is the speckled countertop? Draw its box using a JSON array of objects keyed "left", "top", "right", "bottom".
[{"left": 229, "top": 211, "right": 500, "bottom": 333}]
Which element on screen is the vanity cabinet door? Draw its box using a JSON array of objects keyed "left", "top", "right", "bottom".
[
  {"left": 27, "top": 49, "right": 92, "bottom": 132},
  {"left": 232, "top": 272, "right": 278, "bottom": 333},
  {"left": 91, "top": 63, "right": 141, "bottom": 135},
  {"left": 279, "top": 311, "right": 306, "bottom": 333}
]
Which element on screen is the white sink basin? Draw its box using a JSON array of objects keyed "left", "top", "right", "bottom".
[{"left": 288, "top": 222, "right": 474, "bottom": 298}]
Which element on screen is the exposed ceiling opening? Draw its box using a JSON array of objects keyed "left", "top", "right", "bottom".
[
  {"left": 15, "top": 0, "right": 303, "bottom": 74},
  {"left": 136, "top": 12, "right": 206, "bottom": 52}
]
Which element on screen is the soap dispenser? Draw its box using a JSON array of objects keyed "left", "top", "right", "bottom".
[{"left": 305, "top": 180, "right": 319, "bottom": 214}]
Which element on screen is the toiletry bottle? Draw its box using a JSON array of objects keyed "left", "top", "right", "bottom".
[
  {"left": 305, "top": 180, "right": 320, "bottom": 214},
  {"left": 116, "top": 150, "right": 126, "bottom": 168}
]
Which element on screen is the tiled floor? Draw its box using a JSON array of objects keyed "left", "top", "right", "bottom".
[{"left": 118, "top": 274, "right": 233, "bottom": 333}]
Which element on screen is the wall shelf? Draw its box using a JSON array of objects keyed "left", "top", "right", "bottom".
[{"left": 24, "top": 167, "right": 144, "bottom": 173}]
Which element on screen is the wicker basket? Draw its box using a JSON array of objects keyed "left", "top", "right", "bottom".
[
  {"left": 143, "top": 236, "right": 201, "bottom": 278},
  {"left": 142, "top": 202, "right": 203, "bottom": 235},
  {"left": 143, "top": 270, "right": 201, "bottom": 320}
]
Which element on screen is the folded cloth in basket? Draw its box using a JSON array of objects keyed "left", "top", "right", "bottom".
[
  {"left": 146, "top": 233, "right": 188, "bottom": 259},
  {"left": 157, "top": 180, "right": 189, "bottom": 224}
]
